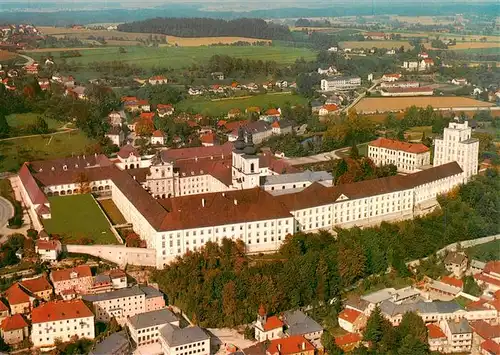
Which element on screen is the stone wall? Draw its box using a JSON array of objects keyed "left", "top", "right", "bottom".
[{"left": 64, "top": 245, "right": 156, "bottom": 268}]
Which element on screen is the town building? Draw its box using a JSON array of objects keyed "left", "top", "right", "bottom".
[
  {"left": 106, "top": 126, "right": 125, "bottom": 146},
  {"left": 262, "top": 170, "right": 333, "bottom": 194},
  {"left": 381, "top": 73, "right": 401, "bottom": 82},
  {"left": 444, "top": 252, "right": 468, "bottom": 278},
  {"left": 379, "top": 81, "right": 420, "bottom": 89},
  {"left": 149, "top": 76, "right": 168, "bottom": 85},
  {"left": 158, "top": 324, "right": 210, "bottom": 355},
  {"left": 50, "top": 265, "right": 93, "bottom": 296},
  {"left": 402, "top": 61, "right": 419, "bottom": 71},
  {"left": 157, "top": 104, "right": 174, "bottom": 117},
  {"left": 108, "top": 111, "right": 125, "bottom": 126},
  {"left": 379, "top": 86, "right": 434, "bottom": 97},
  {"left": 90, "top": 331, "right": 130, "bottom": 355},
  {"left": 266, "top": 335, "right": 315, "bottom": 355},
  {"left": 440, "top": 318, "right": 472, "bottom": 353},
  {"left": 35, "top": 236, "right": 61, "bottom": 261},
  {"left": 338, "top": 308, "right": 366, "bottom": 333},
  {"left": 368, "top": 138, "right": 431, "bottom": 173},
  {"left": 127, "top": 308, "right": 179, "bottom": 346},
  {"left": 151, "top": 130, "right": 166, "bottom": 145},
  {"left": 426, "top": 323, "right": 447, "bottom": 352},
  {"left": 282, "top": 310, "right": 323, "bottom": 342},
  {"left": 318, "top": 104, "right": 339, "bottom": 116},
  {"left": 320, "top": 77, "right": 361, "bottom": 91},
  {"left": 433, "top": 120, "right": 479, "bottom": 181},
  {"left": 4, "top": 284, "right": 32, "bottom": 316},
  {"left": 474, "top": 261, "right": 500, "bottom": 292},
  {"left": 31, "top": 300, "right": 95, "bottom": 348},
  {"left": 254, "top": 305, "right": 284, "bottom": 342},
  {"left": 335, "top": 333, "right": 362, "bottom": 352},
  {"left": 0, "top": 314, "right": 29, "bottom": 345},
  {"left": 0, "top": 300, "right": 8, "bottom": 322},
  {"left": 19, "top": 275, "right": 53, "bottom": 301}
]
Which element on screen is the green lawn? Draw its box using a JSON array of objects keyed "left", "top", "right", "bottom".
[
  {"left": 98, "top": 199, "right": 127, "bottom": 225},
  {"left": 0, "top": 130, "right": 95, "bottom": 172},
  {"left": 357, "top": 143, "right": 368, "bottom": 157},
  {"left": 176, "top": 93, "right": 309, "bottom": 116},
  {"left": 43, "top": 194, "right": 117, "bottom": 244},
  {"left": 26, "top": 45, "right": 317, "bottom": 71},
  {"left": 7, "top": 113, "right": 64, "bottom": 131},
  {"left": 466, "top": 239, "right": 500, "bottom": 262},
  {"left": 405, "top": 126, "right": 435, "bottom": 141}
]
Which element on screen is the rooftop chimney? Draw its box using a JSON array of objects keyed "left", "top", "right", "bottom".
[
  {"left": 234, "top": 199, "right": 238, "bottom": 205},
  {"left": 301, "top": 342, "right": 306, "bottom": 350},
  {"left": 222, "top": 192, "right": 225, "bottom": 197},
  {"left": 278, "top": 344, "right": 281, "bottom": 352},
  {"left": 202, "top": 198, "right": 206, "bottom": 207}
]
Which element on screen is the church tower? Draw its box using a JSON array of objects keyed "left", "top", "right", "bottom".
[{"left": 232, "top": 129, "right": 260, "bottom": 189}]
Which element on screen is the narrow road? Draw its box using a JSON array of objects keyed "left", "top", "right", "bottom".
[
  {"left": 284, "top": 146, "right": 350, "bottom": 166},
  {"left": 342, "top": 79, "right": 381, "bottom": 113},
  {"left": 0, "top": 128, "right": 77, "bottom": 142},
  {"left": 16, "top": 53, "right": 35, "bottom": 66}
]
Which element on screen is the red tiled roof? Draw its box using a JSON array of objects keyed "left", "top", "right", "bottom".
[
  {"left": 259, "top": 153, "right": 298, "bottom": 174},
  {"left": 36, "top": 239, "right": 61, "bottom": 251},
  {"left": 383, "top": 74, "right": 401, "bottom": 78},
  {"left": 150, "top": 75, "right": 166, "bottom": 80},
  {"left": 335, "top": 332, "right": 362, "bottom": 346},
  {"left": 0, "top": 300, "right": 8, "bottom": 312},
  {"left": 484, "top": 261, "right": 500, "bottom": 275},
  {"left": 19, "top": 163, "right": 48, "bottom": 205},
  {"left": 50, "top": 265, "right": 92, "bottom": 283},
  {"left": 322, "top": 104, "right": 338, "bottom": 112},
  {"left": 369, "top": 137, "right": 430, "bottom": 154},
  {"left": 152, "top": 130, "right": 165, "bottom": 137},
  {"left": 20, "top": 276, "right": 52, "bottom": 294},
  {"left": 157, "top": 104, "right": 173, "bottom": 110},
  {"left": 161, "top": 142, "right": 233, "bottom": 161},
  {"left": 200, "top": 133, "right": 215, "bottom": 145},
  {"left": 466, "top": 299, "right": 489, "bottom": 311},
  {"left": 440, "top": 276, "right": 463, "bottom": 289},
  {"left": 32, "top": 300, "right": 93, "bottom": 324},
  {"left": 475, "top": 273, "right": 500, "bottom": 287},
  {"left": 0, "top": 314, "right": 28, "bottom": 331},
  {"left": 224, "top": 120, "right": 249, "bottom": 132},
  {"left": 117, "top": 144, "right": 139, "bottom": 159},
  {"left": 108, "top": 269, "right": 126, "bottom": 279},
  {"left": 339, "top": 308, "right": 363, "bottom": 324},
  {"left": 140, "top": 112, "right": 155, "bottom": 120},
  {"left": 263, "top": 316, "right": 284, "bottom": 331},
  {"left": 267, "top": 335, "right": 314, "bottom": 355},
  {"left": 469, "top": 320, "right": 500, "bottom": 340},
  {"left": 488, "top": 298, "right": 500, "bottom": 311},
  {"left": 427, "top": 323, "right": 446, "bottom": 339},
  {"left": 271, "top": 121, "right": 280, "bottom": 128},
  {"left": 158, "top": 188, "right": 292, "bottom": 231},
  {"left": 265, "top": 108, "right": 280, "bottom": 116},
  {"left": 481, "top": 339, "right": 500, "bottom": 354},
  {"left": 424, "top": 58, "right": 434, "bottom": 63},
  {"left": 5, "top": 284, "right": 30, "bottom": 305}
]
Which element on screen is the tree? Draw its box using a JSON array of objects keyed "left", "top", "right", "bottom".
[
  {"left": 135, "top": 119, "right": 155, "bottom": 137},
  {"left": 397, "top": 312, "right": 427, "bottom": 343},
  {"left": 462, "top": 275, "right": 482, "bottom": 296},
  {"left": 350, "top": 143, "right": 360, "bottom": 159},
  {"left": 0, "top": 336, "right": 9, "bottom": 352},
  {"left": 30, "top": 116, "right": 49, "bottom": 134},
  {"left": 363, "top": 306, "right": 385, "bottom": 344},
  {"left": 222, "top": 281, "right": 238, "bottom": 326},
  {"left": 126, "top": 233, "right": 142, "bottom": 247},
  {"left": 0, "top": 112, "right": 10, "bottom": 138},
  {"left": 75, "top": 172, "right": 91, "bottom": 194}
]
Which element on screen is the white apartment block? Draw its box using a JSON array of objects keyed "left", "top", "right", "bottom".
[
  {"left": 31, "top": 300, "right": 95, "bottom": 348},
  {"left": 368, "top": 138, "right": 431, "bottom": 173},
  {"left": 127, "top": 308, "right": 179, "bottom": 346},
  {"left": 159, "top": 324, "right": 210, "bottom": 355},
  {"left": 320, "top": 77, "right": 361, "bottom": 91},
  {"left": 433, "top": 120, "right": 479, "bottom": 181},
  {"left": 440, "top": 319, "right": 472, "bottom": 353}
]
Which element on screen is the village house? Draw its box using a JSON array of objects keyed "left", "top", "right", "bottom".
[
  {"left": 151, "top": 130, "right": 166, "bottom": 145},
  {"left": 427, "top": 323, "right": 447, "bottom": 352},
  {"left": 386, "top": 49, "right": 396, "bottom": 55},
  {"left": 451, "top": 78, "right": 468, "bottom": 86},
  {"left": 31, "top": 300, "right": 95, "bottom": 348},
  {"left": 381, "top": 73, "right": 402, "bottom": 82},
  {"left": 211, "top": 72, "right": 224, "bottom": 80},
  {"left": 368, "top": 138, "right": 431, "bottom": 173},
  {"left": 402, "top": 61, "right": 419, "bottom": 71},
  {"left": 106, "top": 126, "right": 125, "bottom": 147},
  {"left": 282, "top": 310, "right": 323, "bottom": 343},
  {"left": 317, "top": 66, "right": 337, "bottom": 75},
  {"left": 419, "top": 52, "right": 429, "bottom": 59},
  {"left": 200, "top": 132, "right": 216, "bottom": 147},
  {"left": 19, "top": 275, "right": 53, "bottom": 301},
  {"left": 50, "top": 265, "right": 93, "bottom": 296},
  {"left": 24, "top": 63, "right": 39, "bottom": 75},
  {"left": 318, "top": 104, "right": 339, "bottom": 116},
  {"left": 209, "top": 84, "right": 224, "bottom": 94},
  {"left": 0, "top": 300, "right": 8, "bottom": 322},
  {"left": 188, "top": 87, "right": 204, "bottom": 96},
  {"left": 275, "top": 80, "right": 288, "bottom": 89},
  {"left": 149, "top": 76, "right": 168, "bottom": 85},
  {"left": 4, "top": 284, "right": 32, "bottom": 316},
  {"left": 266, "top": 335, "right": 315, "bottom": 355},
  {"left": 419, "top": 58, "right": 435, "bottom": 71},
  {"left": 474, "top": 261, "right": 500, "bottom": 292},
  {"left": 440, "top": 318, "right": 473, "bottom": 353},
  {"left": 271, "top": 120, "right": 293, "bottom": 136},
  {"left": 159, "top": 324, "right": 210, "bottom": 355},
  {"left": 0, "top": 314, "right": 29, "bottom": 345},
  {"left": 66, "top": 86, "right": 87, "bottom": 100},
  {"left": 35, "top": 236, "right": 61, "bottom": 262},
  {"left": 127, "top": 308, "right": 179, "bottom": 346},
  {"left": 157, "top": 104, "right": 174, "bottom": 117},
  {"left": 335, "top": 333, "right": 362, "bottom": 352},
  {"left": 227, "top": 108, "right": 242, "bottom": 119},
  {"left": 444, "top": 251, "right": 468, "bottom": 278},
  {"left": 254, "top": 305, "right": 284, "bottom": 342},
  {"left": 37, "top": 78, "right": 50, "bottom": 91},
  {"left": 108, "top": 111, "right": 125, "bottom": 126},
  {"left": 338, "top": 308, "right": 367, "bottom": 333}
]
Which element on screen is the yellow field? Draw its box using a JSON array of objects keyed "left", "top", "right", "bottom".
[
  {"left": 389, "top": 16, "right": 455, "bottom": 25},
  {"left": 340, "top": 40, "right": 413, "bottom": 49},
  {"left": 38, "top": 26, "right": 271, "bottom": 47},
  {"left": 353, "top": 97, "right": 495, "bottom": 114},
  {"left": 447, "top": 42, "right": 500, "bottom": 50},
  {"left": 384, "top": 30, "right": 500, "bottom": 43}
]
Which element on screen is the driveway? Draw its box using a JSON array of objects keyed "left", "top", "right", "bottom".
[{"left": 284, "top": 147, "right": 347, "bottom": 166}]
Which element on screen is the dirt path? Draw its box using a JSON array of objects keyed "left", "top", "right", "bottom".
[{"left": 0, "top": 128, "right": 77, "bottom": 142}]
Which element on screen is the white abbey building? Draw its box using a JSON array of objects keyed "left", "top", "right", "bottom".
[
  {"left": 433, "top": 120, "right": 479, "bottom": 181},
  {"left": 17, "top": 125, "right": 476, "bottom": 269}
]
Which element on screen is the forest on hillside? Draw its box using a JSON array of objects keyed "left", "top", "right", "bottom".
[{"left": 117, "top": 18, "right": 291, "bottom": 40}]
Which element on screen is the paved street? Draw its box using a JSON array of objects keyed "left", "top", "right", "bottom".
[
  {"left": 0, "top": 196, "right": 14, "bottom": 244},
  {"left": 284, "top": 147, "right": 349, "bottom": 166}
]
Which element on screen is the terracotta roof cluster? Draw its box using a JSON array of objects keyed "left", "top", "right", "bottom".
[
  {"left": 0, "top": 314, "right": 28, "bottom": 332},
  {"left": 426, "top": 323, "right": 446, "bottom": 339},
  {"left": 369, "top": 137, "right": 430, "bottom": 154},
  {"left": 440, "top": 276, "right": 463, "bottom": 289},
  {"left": 32, "top": 300, "right": 93, "bottom": 324},
  {"left": 469, "top": 320, "right": 500, "bottom": 340},
  {"left": 20, "top": 276, "right": 52, "bottom": 294},
  {"left": 481, "top": 339, "right": 500, "bottom": 354},
  {"left": 338, "top": 308, "right": 363, "bottom": 324},
  {"left": 50, "top": 265, "right": 92, "bottom": 283},
  {"left": 267, "top": 335, "right": 314, "bottom": 355},
  {"left": 4, "top": 284, "right": 30, "bottom": 305},
  {"left": 158, "top": 187, "right": 292, "bottom": 231}
]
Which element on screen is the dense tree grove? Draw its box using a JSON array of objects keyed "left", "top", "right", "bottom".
[
  {"left": 153, "top": 171, "right": 500, "bottom": 328},
  {"left": 117, "top": 18, "right": 291, "bottom": 40}
]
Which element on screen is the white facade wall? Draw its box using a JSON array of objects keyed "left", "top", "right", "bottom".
[
  {"left": 31, "top": 316, "right": 95, "bottom": 348},
  {"left": 368, "top": 145, "right": 431, "bottom": 173},
  {"left": 292, "top": 204, "right": 334, "bottom": 233},
  {"left": 44, "top": 178, "right": 113, "bottom": 196},
  {"left": 433, "top": 121, "right": 479, "bottom": 181},
  {"left": 128, "top": 319, "right": 180, "bottom": 346},
  {"left": 92, "top": 294, "right": 146, "bottom": 323},
  {"left": 263, "top": 179, "right": 332, "bottom": 192},
  {"left": 160, "top": 336, "right": 210, "bottom": 355}
]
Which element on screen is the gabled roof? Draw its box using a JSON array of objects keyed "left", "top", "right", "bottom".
[
  {"left": 200, "top": 133, "right": 216, "bottom": 145},
  {"left": 267, "top": 335, "right": 314, "bottom": 355},
  {"left": 440, "top": 276, "right": 463, "bottom": 289},
  {"left": 426, "top": 323, "right": 446, "bottom": 339},
  {"left": 50, "top": 265, "right": 92, "bottom": 283},
  {"left": 159, "top": 324, "right": 209, "bottom": 347},
  {"left": 0, "top": 314, "right": 28, "bottom": 331},
  {"left": 20, "top": 276, "right": 52, "bottom": 294},
  {"left": 283, "top": 310, "right": 323, "bottom": 336},
  {"left": 322, "top": 104, "right": 338, "bottom": 112},
  {"left": 335, "top": 332, "right": 361, "bottom": 347},
  {"left": 369, "top": 137, "right": 429, "bottom": 154},
  {"left": 265, "top": 108, "right": 280, "bottom": 116},
  {"left": 152, "top": 130, "right": 165, "bottom": 138},
  {"left": 444, "top": 251, "right": 467, "bottom": 265},
  {"left": 19, "top": 163, "right": 48, "bottom": 205},
  {"left": 338, "top": 308, "right": 363, "bottom": 324},
  {"left": 263, "top": 316, "right": 284, "bottom": 331},
  {"left": 484, "top": 261, "right": 500, "bottom": 275},
  {"left": 0, "top": 300, "right": 8, "bottom": 312},
  {"left": 481, "top": 339, "right": 500, "bottom": 354},
  {"left": 32, "top": 300, "right": 93, "bottom": 324},
  {"left": 469, "top": 320, "right": 500, "bottom": 340},
  {"left": 128, "top": 308, "right": 177, "bottom": 330},
  {"left": 117, "top": 144, "right": 139, "bottom": 159},
  {"left": 5, "top": 283, "right": 30, "bottom": 305}
]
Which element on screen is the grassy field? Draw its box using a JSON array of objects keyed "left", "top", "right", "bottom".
[
  {"left": 98, "top": 199, "right": 127, "bottom": 225},
  {"left": 353, "top": 97, "right": 495, "bottom": 114},
  {"left": 39, "top": 26, "right": 272, "bottom": 47},
  {"left": 466, "top": 239, "right": 500, "bottom": 262},
  {"left": 25, "top": 45, "right": 316, "bottom": 71},
  {"left": 0, "top": 130, "right": 95, "bottom": 172},
  {"left": 405, "top": 126, "right": 435, "bottom": 141},
  {"left": 176, "top": 93, "right": 308, "bottom": 116},
  {"left": 6, "top": 113, "right": 63, "bottom": 131},
  {"left": 0, "top": 50, "right": 18, "bottom": 62},
  {"left": 340, "top": 40, "right": 413, "bottom": 49},
  {"left": 43, "top": 194, "right": 117, "bottom": 244}
]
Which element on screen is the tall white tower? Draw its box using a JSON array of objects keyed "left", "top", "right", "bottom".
[
  {"left": 231, "top": 128, "right": 260, "bottom": 189},
  {"left": 433, "top": 120, "right": 479, "bottom": 181}
]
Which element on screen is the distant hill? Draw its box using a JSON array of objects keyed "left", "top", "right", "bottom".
[{"left": 117, "top": 17, "right": 292, "bottom": 40}]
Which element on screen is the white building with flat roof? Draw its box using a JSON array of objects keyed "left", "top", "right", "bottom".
[
  {"left": 321, "top": 77, "right": 361, "bottom": 91},
  {"left": 159, "top": 324, "right": 210, "bottom": 355},
  {"left": 433, "top": 120, "right": 479, "bottom": 181},
  {"left": 127, "top": 308, "right": 179, "bottom": 346}
]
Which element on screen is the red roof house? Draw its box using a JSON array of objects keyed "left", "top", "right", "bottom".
[
  {"left": 267, "top": 335, "right": 314, "bottom": 355},
  {"left": 369, "top": 137, "right": 430, "bottom": 154},
  {"left": 335, "top": 332, "right": 362, "bottom": 352}
]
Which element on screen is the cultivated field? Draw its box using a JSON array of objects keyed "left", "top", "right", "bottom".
[
  {"left": 0, "top": 130, "right": 95, "bottom": 172},
  {"left": 340, "top": 40, "right": 413, "bottom": 49},
  {"left": 0, "top": 50, "right": 18, "bottom": 61},
  {"left": 24, "top": 45, "right": 316, "bottom": 71},
  {"left": 43, "top": 194, "right": 117, "bottom": 244},
  {"left": 176, "top": 93, "right": 308, "bottom": 116},
  {"left": 448, "top": 42, "right": 500, "bottom": 50},
  {"left": 389, "top": 16, "right": 455, "bottom": 25},
  {"left": 38, "top": 26, "right": 272, "bottom": 47},
  {"left": 386, "top": 31, "right": 500, "bottom": 43},
  {"left": 353, "top": 97, "right": 495, "bottom": 114}
]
